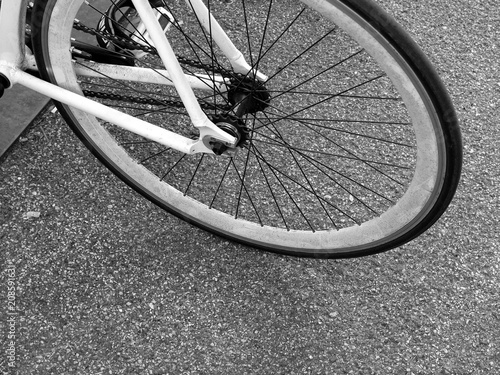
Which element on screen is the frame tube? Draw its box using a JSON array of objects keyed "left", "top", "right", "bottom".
[
  {"left": 130, "top": 0, "right": 235, "bottom": 145},
  {"left": 6, "top": 67, "right": 209, "bottom": 154}
]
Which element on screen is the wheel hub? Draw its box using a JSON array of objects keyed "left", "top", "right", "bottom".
[
  {"left": 228, "top": 77, "right": 271, "bottom": 117},
  {"left": 208, "top": 78, "right": 270, "bottom": 156}
]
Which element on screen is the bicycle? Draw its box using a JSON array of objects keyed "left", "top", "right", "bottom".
[{"left": 0, "top": 0, "right": 462, "bottom": 258}]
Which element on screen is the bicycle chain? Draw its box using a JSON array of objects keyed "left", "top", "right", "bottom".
[
  {"left": 73, "top": 19, "right": 238, "bottom": 110},
  {"left": 80, "top": 88, "right": 221, "bottom": 111}
]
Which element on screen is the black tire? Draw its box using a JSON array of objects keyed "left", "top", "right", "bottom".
[{"left": 32, "top": 0, "right": 462, "bottom": 257}]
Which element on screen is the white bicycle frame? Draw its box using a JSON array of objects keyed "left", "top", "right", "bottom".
[{"left": 0, "top": 0, "right": 265, "bottom": 154}]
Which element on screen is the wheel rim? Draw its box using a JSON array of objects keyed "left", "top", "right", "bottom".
[{"left": 41, "top": 0, "right": 445, "bottom": 254}]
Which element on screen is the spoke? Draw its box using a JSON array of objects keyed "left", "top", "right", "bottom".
[
  {"left": 255, "top": 73, "right": 387, "bottom": 130},
  {"left": 253, "top": 136, "right": 412, "bottom": 170},
  {"left": 261, "top": 123, "right": 383, "bottom": 218},
  {"left": 241, "top": 0, "right": 254, "bottom": 69},
  {"left": 230, "top": 158, "right": 263, "bottom": 225},
  {"left": 293, "top": 117, "right": 414, "bottom": 148},
  {"left": 296, "top": 151, "right": 383, "bottom": 215},
  {"left": 160, "top": 153, "right": 186, "bottom": 181},
  {"left": 251, "top": 7, "right": 306, "bottom": 76},
  {"left": 265, "top": 90, "right": 401, "bottom": 101},
  {"left": 184, "top": 1, "right": 226, "bottom": 74},
  {"left": 112, "top": 1, "right": 155, "bottom": 47},
  {"left": 268, "top": 117, "right": 337, "bottom": 230},
  {"left": 257, "top": 128, "right": 385, "bottom": 218},
  {"left": 264, "top": 28, "right": 339, "bottom": 85},
  {"left": 75, "top": 61, "right": 185, "bottom": 115},
  {"left": 335, "top": 94, "right": 401, "bottom": 101},
  {"left": 119, "top": 140, "right": 156, "bottom": 146},
  {"left": 250, "top": 137, "right": 362, "bottom": 225},
  {"left": 79, "top": 0, "right": 230, "bottom": 106},
  {"left": 256, "top": 113, "right": 409, "bottom": 188},
  {"left": 254, "top": 142, "right": 363, "bottom": 226},
  {"left": 247, "top": 142, "right": 290, "bottom": 231},
  {"left": 206, "top": 0, "right": 220, "bottom": 114},
  {"left": 139, "top": 147, "right": 170, "bottom": 165},
  {"left": 163, "top": 1, "right": 230, "bottom": 106},
  {"left": 184, "top": 154, "right": 205, "bottom": 196},
  {"left": 105, "top": 103, "right": 189, "bottom": 118},
  {"left": 84, "top": 0, "right": 153, "bottom": 50},
  {"left": 254, "top": 0, "right": 275, "bottom": 77},
  {"left": 235, "top": 117, "right": 254, "bottom": 220},
  {"left": 195, "top": 90, "right": 232, "bottom": 111},
  {"left": 253, "top": 118, "right": 407, "bottom": 193},
  {"left": 253, "top": 102, "right": 411, "bottom": 133},
  {"left": 209, "top": 159, "right": 232, "bottom": 209},
  {"left": 80, "top": 78, "right": 178, "bottom": 104},
  {"left": 255, "top": 103, "right": 412, "bottom": 138},
  {"left": 255, "top": 115, "right": 410, "bottom": 127},
  {"left": 249, "top": 144, "right": 316, "bottom": 231}
]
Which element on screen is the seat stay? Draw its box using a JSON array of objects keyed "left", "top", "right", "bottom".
[
  {"left": 184, "top": 0, "right": 268, "bottom": 81},
  {"left": 130, "top": 0, "right": 237, "bottom": 146}
]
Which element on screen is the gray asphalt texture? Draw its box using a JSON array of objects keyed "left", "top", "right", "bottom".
[{"left": 1, "top": 0, "right": 499, "bottom": 374}]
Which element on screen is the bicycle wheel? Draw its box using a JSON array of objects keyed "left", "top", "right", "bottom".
[{"left": 32, "top": 0, "right": 461, "bottom": 257}]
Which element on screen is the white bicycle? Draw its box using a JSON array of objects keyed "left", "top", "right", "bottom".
[{"left": 0, "top": 0, "right": 462, "bottom": 257}]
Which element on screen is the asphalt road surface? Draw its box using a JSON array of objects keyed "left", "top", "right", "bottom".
[{"left": 1, "top": 0, "right": 498, "bottom": 373}]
